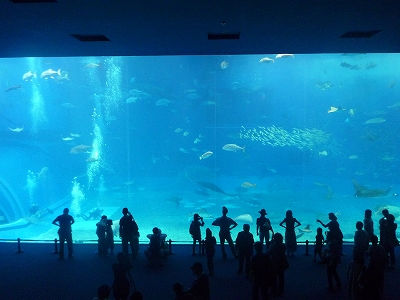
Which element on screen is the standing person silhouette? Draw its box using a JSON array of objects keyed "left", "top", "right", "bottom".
[
  {"left": 363, "top": 209, "right": 374, "bottom": 239},
  {"left": 235, "top": 224, "right": 254, "bottom": 276},
  {"left": 119, "top": 208, "right": 139, "bottom": 257},
  {"left": 212, "top": 206, "right": 238, "bottom": 260},
  {"left": 96, "top": 215, "right": 108, "bottom": 257},
  {"left": 52, "top": 208, "right": 75, "bottom": 259},
  {"left": 204, "top": 228, "right": 216, "bottom": 276},
  {"left": 279, "top": 210, "right": 301, "bottom": 256},
  {"left": 256, "top": 209, "right": 274, "bottom": 251},
  {"left": 190, "top": 213, "right": 205, "bottom": 255}
]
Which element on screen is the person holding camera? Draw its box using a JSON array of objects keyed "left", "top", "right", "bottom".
[
  {"left": 119, "top": 208, "right": 139, "bottom": 257},
  {"left": 190, "top": 213, "right": 205, "bottom": 255}
]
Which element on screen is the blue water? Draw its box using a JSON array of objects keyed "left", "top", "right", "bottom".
[{"left": 0, "top": 54, "right": 399, "bottom": 243}]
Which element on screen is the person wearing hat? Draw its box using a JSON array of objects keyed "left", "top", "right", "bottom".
[
  {"left": 119, "top": 208, "right": 140, "bottom": 257},
  {"left": 189, "top": 213, "right": 205, "bottom": 255},
  {"left": 212, "top": 206, "right": 238, "bottom": 260},
  {"left": 256, "top": 209, "right": 274, "bottom": 251},
  {"left": 187, "top": 262, "right": 210, "bottom": 300}
]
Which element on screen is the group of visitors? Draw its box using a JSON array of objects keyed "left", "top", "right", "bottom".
[{"left": 51, "top": 205, "right": 398, "bottom": 300}]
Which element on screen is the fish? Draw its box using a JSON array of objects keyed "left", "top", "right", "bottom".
[
  {"left": 193, "top": 181, "right": 235, "bottom": 196},
  {"left": 179, "top": 148, "right": 188, "bottom": 154},
  {"left": 259, "top": 57, "right": 274, "bottom": 63},
  {"left": 348, "top": 108, "right": 355, "bottom": 117},
  {"left": 327, "top": 106, "right": 345, "bottom": 113},
  {"left": 340, "top": 61, "right": 352, "bottom": 68},
  {"left": 54, "top": 72, "right": 69, "bottom": 82},
  {"left": 85, "top": 62, "right": 101, "bottom": 68},
  {"left": 348, "top": 155, "right": 358, "bottom": 160},
  {"left": 234, "top": 214, "right": 253, "bottom": 224},
  {"left": 388, "top": 102, "right": 400, "bottom": 109},
  {"left": 70, "top": 133, "right": 81, "bottom": 137},
  {"left": 22, "top": 71, "right": 36, "bottom": 81},
  {"left": 298, "top": 224, "right": 312, "bottom": 233},
  {"left": 61, "top": 103, "right": 75, "bottom": 109},
  {"left": 275, "top": 54, "right": 294, "bottom": 59},
  {"left": 241, "top": 182, "right": 257, "bottom": 188},
  {"left": 8, "top": 126, "right": 24, "bottom": 132},
  {"left": 364, "top": 117, "right": 386, "bottom": 124},
  {"left": 37, "top": 167, "right": 48, "bottom": 180},
  {"left": 41, "top": 69, "right": 61, "bottom": 79},
  {"left": 189, "top": 207, "right": 214, "bottom": 219},
  {"left": 5, "top": 85, "right": 22, "bottom": 92},
  {"left": 86, "top": 157, "right": 98, "bottom": 163},
  {"left": 156, "top": 98, "right": 171, "bottom": 106},
  {"left": 126, "top": 97, "right": 138, "bottom": 104},
  {"left": 375, "top": 205, "right": 400, "bottom": 219},
  {"left": 314, "top": 182, "right": 328, "bottom": 187},
  {"left": 199, "top": 151, "right": 213, "bottom": 160},
  {"left": 183, "top": 131, "right": 189, "bottom": 136},
  {"left": 220, "top": 60, "right": 229, "bottom": 70},
  {"left": 174, "top": 128, "right": 183, "bottom": 133},
  {"left": 194, "top": 138, "right": 201, "bottom": 144},
  {"left": 365, "top": 62, "right": 377, "bottom": 69},
  {"left": 327, "top": 106, "right": 338, "bottom": 113},
  {"left": 70, "top": 144, "right": 91, "bottom": 154},
  {"left": 167, "top": 196, "right": 183, "bottom": 208},
  {"left": 61, "top": 136, "right": 74, "bottom": 141},
  {"left": 222, "top": 144, "right": 245, "bottom": 152},
  {"left": 319, "top": 151, "right": 328, "bottom": 156},
  {"left": 381, "top": 155, "right": 395, "bottom": 161},
  {"left": 352, "top": 179, "right": 391, "bottom": 198}
]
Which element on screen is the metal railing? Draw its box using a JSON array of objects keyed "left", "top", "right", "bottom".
[{"left": 0, "top": 238, "right": 355, "bottom": 256}]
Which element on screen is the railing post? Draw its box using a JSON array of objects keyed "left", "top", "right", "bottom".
[
  {"left": 304, "top": 240, "right": 310, "bottom": 256},
  {"left": 15, "top": 238, "right": 24, "bottom": 254},
  {"left": 168, "top": 239, "right": 172, "bottom": 254},
  {"left": 53, "top": 238, "right": 59, "bottom": 254}
]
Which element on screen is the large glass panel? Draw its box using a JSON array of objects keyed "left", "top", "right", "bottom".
[{"left": 0, "top": 54, "right": 399, "bottom": 243}]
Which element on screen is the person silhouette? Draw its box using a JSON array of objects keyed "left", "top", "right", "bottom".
[
  {"left": 112, "top": 252, "right": 132, "bottom": 300},
  {"left": 363, "top": 209, "right": 374, "bottom": 239},
  {"left": 187, "top": 262, "right": 210, "bottom": 300},
  {"left": 119, "top": 208, "right": 139, "bottom": 257},
  {"left": 190, "top": 213, "right": 205, "bottom": 255},
  {"left": 325, "top": 231, "right": 342, "bottom": 291},
  {"left": 353, "top": 221, "right": 369, "bottom": 264},
  {"left": 52, "top": 208, "right": 75, "bottom": 259},
  {"left": 250, "top": 241, "right": 273, "bottom": 300},
  {"left": 256, "top": 209, "right": 274, "bottom": 251},
  {"left": 268, "top": 233, "right": 289, "bottom": 296},
  {"left": 204, "top": 228, "right": 216, "bottom": 276},
  {"left": 96, "top": 215, "right": 108, "bottom": 257},
  {"left": 235, "top": 223, "right": 254, "bottom": 276},
  {"left": 279, "top": 210, "right": 301, "bottom": 256},
  {"left": 212, "top": 206, "right": 238, "bottom": 260},
  {"left": 313, "top": 227, "right": 325, "bottom": 262}
]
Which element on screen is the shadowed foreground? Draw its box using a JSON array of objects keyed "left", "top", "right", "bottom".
[{"left": 0, "top": 243, "right": 398, "bottom": 299}]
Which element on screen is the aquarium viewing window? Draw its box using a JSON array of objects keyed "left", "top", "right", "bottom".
[{"left": 0, "top": 54, "right": 399, "bottom": 244}]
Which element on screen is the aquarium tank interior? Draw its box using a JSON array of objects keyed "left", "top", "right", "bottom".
[{"left": 0, "top": 54, "right": 399, "bottom": 243}]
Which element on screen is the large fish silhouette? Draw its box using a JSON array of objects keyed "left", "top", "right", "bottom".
[
  {"left": 352, "top": 179, "right": 391, "bottom": 198},
  {"left": 194, "top": 181, "right": 237, "bottom": 197}
]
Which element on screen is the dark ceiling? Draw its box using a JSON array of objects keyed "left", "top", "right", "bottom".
[{"left": 1, "top": 0, "right": 400, "bottom": 58}]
